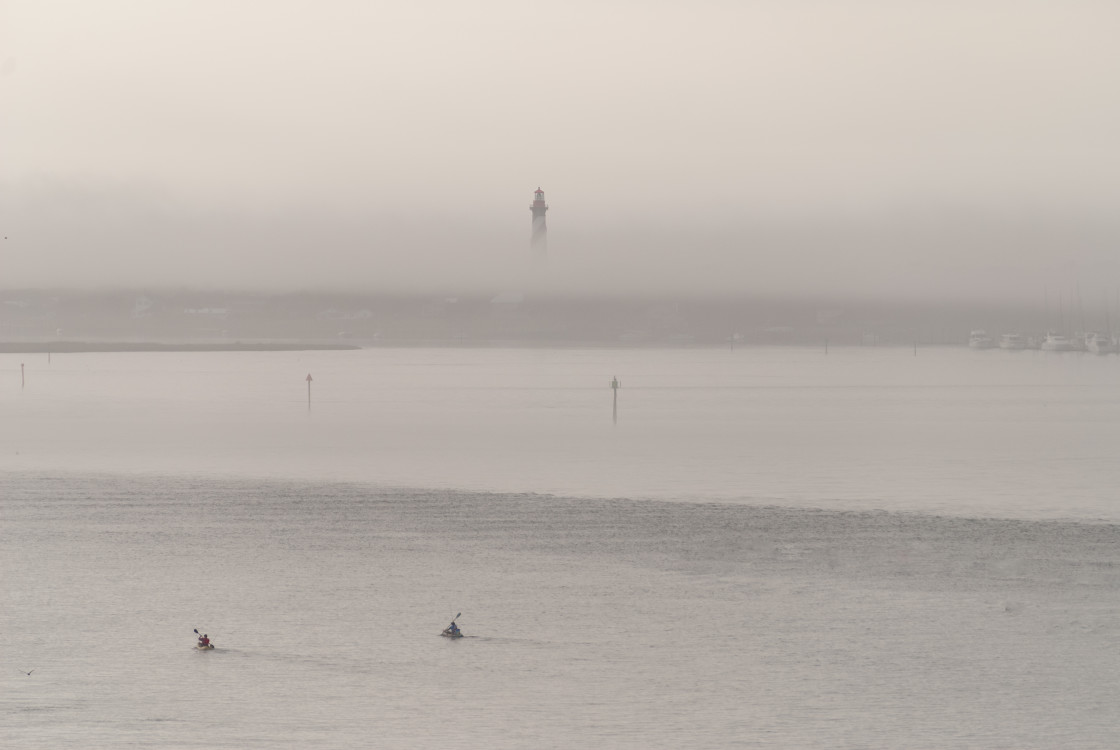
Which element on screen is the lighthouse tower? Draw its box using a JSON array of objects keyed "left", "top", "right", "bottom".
[{"left": 529, "top": 187, "right": 548, "bottom": 261}]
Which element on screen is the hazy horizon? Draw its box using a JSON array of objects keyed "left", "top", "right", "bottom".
[{"left": 2, "top": 2, "right": 1118, "bottom": 303}]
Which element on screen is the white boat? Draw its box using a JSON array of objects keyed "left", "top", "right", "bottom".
[
  {"left": 968, "top": 330, "right": 994, "bottom": 349},
  {"left": 195, "top": 644, "right": 215, "bottom": 650},
  {"left": 998, "top": 333, "right": 1027, "bottom": 350},
  {"left": 1085, "top": 332, "right": 1116, "bottom": 355},
  {"left": 1040, "top": 332, "right": 1078, "bottom": 352}
]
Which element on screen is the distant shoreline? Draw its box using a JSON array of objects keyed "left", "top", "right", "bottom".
[
  {"left": 0, "top": 342, "right": 361, "bottom": 353},
  {"left": 0, "top": 340, "right": 998, "bottom": 353}
]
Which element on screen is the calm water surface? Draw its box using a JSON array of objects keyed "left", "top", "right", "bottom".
[
  {"left": 2, "top": 347, "right": 1119, "bottom": 748},
  {"left": 4, "top": 345, "right": 1120, "bottom": 519}
]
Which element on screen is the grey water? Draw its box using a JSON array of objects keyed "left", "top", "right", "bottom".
[{"left": 3, "top": 346, "right": 1120, "bottom": 748}]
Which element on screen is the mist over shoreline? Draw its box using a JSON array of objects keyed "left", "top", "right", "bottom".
[
  {"left": 3, "top": 176, "right": 1117, "bottom": 304},
  {"left": 0, "top": 287, "right": 1108, "bottom": 349}
]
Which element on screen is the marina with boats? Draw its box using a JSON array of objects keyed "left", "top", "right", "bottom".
[{"left": 969, "top": 329, "right": 1119, "bottom": 353}]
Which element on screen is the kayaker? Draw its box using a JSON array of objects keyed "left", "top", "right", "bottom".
[
  {"left": 198, "top": 634, "right": 210, "bottom": 647},
  {"left": 447, "top": 621, "right": 460, "bottom": 636}
]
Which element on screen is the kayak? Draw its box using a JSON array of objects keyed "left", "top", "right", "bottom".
[
  {"left": 441, "top": 629, "right": 463, "bottom": 639},
  {"left": 195, "top": 644, "right": 215, "bottom": 650}
]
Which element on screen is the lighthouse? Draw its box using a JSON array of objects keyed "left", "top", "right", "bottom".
[{"left": 529, "top": 187, "right": 548, "bottom": 261}]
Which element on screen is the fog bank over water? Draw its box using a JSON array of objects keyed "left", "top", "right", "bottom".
[
  {"left": 2, "top": 2, "right": 1118, "bottom": 302},
  {"left": 5, "top": 184, "right": 1116, "bottom": 306},
  {"left": 0, "top": 288, "right": 1110, "bottom": 349}
]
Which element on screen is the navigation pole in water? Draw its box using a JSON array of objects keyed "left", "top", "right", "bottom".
[
  {"left": 530, "top": 187, "right": 548, "bottom": 263},
  {"left": 611, "top": 376, "right": 621, "bottom": 424},
  {"left": 306, "top": 373, "right": 312, "bottom": 410}
]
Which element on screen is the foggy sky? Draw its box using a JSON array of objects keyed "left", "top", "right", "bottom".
[{"left": 1, "top": 1, "right": 1118, "bottom": 303}]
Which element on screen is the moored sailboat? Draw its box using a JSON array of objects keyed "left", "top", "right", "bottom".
[
  {"left": 1040, "top": 332, "right": 1078, "bottom": 352},
  {"left": 968, "top": 330, "right": 995, "bottom": 349},
  {"left": 998, "top": 333, "right": 1027, "bottom": 350},
  {"left": 1085, "top": 332, "right": 1116, "bottom": 354}
]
